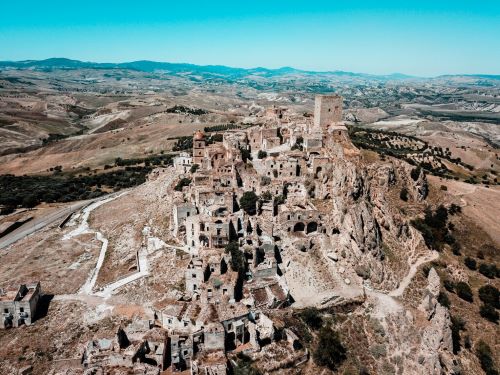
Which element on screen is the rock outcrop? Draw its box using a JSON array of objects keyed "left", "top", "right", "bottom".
[{"left": 417, "top": 268, "right": 456, "bottom": 374}]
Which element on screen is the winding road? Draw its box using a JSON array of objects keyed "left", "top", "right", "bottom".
[{"left": 0, "top": 199, "right": 94, "bottom": 249}]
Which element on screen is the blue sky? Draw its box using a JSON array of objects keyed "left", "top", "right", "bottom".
[{"left": 0, "top": 0, "right": 499, "bottom": 76}]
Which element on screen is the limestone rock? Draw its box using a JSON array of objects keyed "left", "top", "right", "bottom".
[
  {"left": 415, "top": 168, "right": 429, "bottom": 201},
  {"left": 418, "top": 304, "right": 454, "bottom": 374},
  {"left": 419, "top": 267, "right": 441, "bottom": 320}
]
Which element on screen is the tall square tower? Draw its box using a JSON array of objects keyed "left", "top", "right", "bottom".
[
  {"left": 192, "top": 130, "right": 206, "bottom": 165},
  {"left": 313, "top": 94, "right": 343, "bottom": 132}
]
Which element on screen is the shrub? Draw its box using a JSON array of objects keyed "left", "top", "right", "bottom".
[
  {"left": 476, "top": 341, "right": 499, "bottom": 375},
  {"left": 166, "top": 105, "right": 208, "bottom": 115},
  {"left": 0, "top": 205, "right": 15, "bottom": 215},
  {"left": 239, "top": 191, "right": 258, "bottom": 215},
  {"left": 440, "top": 185, "right": 448, "bottom": 191},
  {"left": 22, "top": 195, "right": 38, "bottom": 209},
  {"left": 233, "top": 353, "right": 262, "bottom": 375},
  {"left": 260, "top": 191, "right": 272, "bottom": 201},
  {"left": 410, "top": 166, "right": 421, "bottom": 181},
  {"left": 355, "top": 265, "right": 371, "bottom": 279},
  {"left": 299, "top": 308, "right": 323, "bottom": 330},
  {"left": 426, "top": 205, "right": 448, "bottom": 229},
  {"left": 239, "top": 147, "right": 252, "bottom": 162},
  {"left": 260, "top": 176, "right": 271, "bottom": 186},
  {"left": 479, "top": 263, "right": 498, "bottom": 279},
  {"left": 411, "top": 219, "right": 435, "bottom": 249},
  {"left": 399, "top": 187, "right": 409, "bottom": 201},
  {"left": 451, "top": 315, "right": 466, "bottom": 354},
  {"left": 257, "top": 150, "right": 267, "bottom": 159},
  {"left": 480, "top": 304, "right": 499, "bottom": 324},
  {"left": 478, "top": 285, "right": 499, "bottom": 309},
  {"left": 443, "top": 279, "right": 455, "bottom": 293},
  {"left": 370, "top": 344, "right": 387, "bottom": 359},
  {"left": 313, "top": 327, "right": 346, "bottom": 371},
  {"left": 411, "top": 205, "right": 452, "bottom": 251},
  {"left": 451, "top": 242, "right": 461, "bottom": 256},
  {"left": 444, "top": 232, "right": 456, "bottom": 245},
  {"left": 438, "top": 292, "right": 450, "bottom": 308},
  {"left": 448, "top": 203, "right": 462, "bottom": 215},
  {"left": 455, "top": 282, "right": 473, "bottom": 302},
  {"left": 174, "top": 178, "right": 191, "bottom": 191},
  {"left": 464, "top": 257, "right": 477, "bottom": 270},
  {"left": 274, "top": 195, "right": 285, "bottom": 205},
  {"left": 189, "top": 164, "right": 199, "bottom": 173}
]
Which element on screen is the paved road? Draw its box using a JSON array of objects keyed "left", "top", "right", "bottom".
[{"left": 0, "top": 197, "right": 105, "bottom": 249}]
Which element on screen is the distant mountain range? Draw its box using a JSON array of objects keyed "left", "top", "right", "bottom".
[{"left": 0, "top": 58, "right": 498, "bottom": 81}]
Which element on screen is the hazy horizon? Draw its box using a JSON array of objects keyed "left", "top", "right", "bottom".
[
  {"left": 2, "top": 56, "right": 500, "bottom": 79},
  {"left": 1, "top": 0, "right": 499, "bottom": 76}
]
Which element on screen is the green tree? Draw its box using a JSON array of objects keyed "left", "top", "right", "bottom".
[
  {"left": 260, "top": 191, "right": 272, "bottom": 201},
  {"left": 479, "top": 264, "right": 498, "bottom": 279},
  {"left": 257, "top": 150, "right": 267, "bottom": 159},
  {"left": 480, "top": 304, "right": 499, "bottom": 324},
  {"left": 464, "top": 257, "right": 477, "bottom": 270},
  {"left": 190, "top": 164, "right": 199, "bottom": 173},
  {"left": 313, "top": 327, "right": 346, "bottom": 371},
  {"left": 456, "top": 282, "right": 473, "bottom": 302},
  {"left": 239, "top": 147, "right": 252, "bottom": 162},
  {"left": 476, "top": 341, "right": 499, "bottom": 375},
  {"left": 22, "top": 194, "right": 38, "bottom": 209},
  {"left": 239, "top": 191, "right": 258, "bottom": 215},
  {"left": 299, "top": 307, "right": 323, "bottom": 330},
  {"left": 478, "top": 285, "right": 499, "bottom": 309},
  {"left": 225, "top": 242, "right": 245, "bottom": 273},
  {"left": 174, "top": 178, "right": 191, "bottom": 191}
]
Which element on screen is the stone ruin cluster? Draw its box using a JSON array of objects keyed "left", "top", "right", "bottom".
[
  {"left": 76, "top": 94, "right": 419, "bottom": 374},
  {"left": 141, "top": 94, "right": 360, "bottom": 374},
  {"left": 4, "top": 94, "right": 432, "bottom": 375}
]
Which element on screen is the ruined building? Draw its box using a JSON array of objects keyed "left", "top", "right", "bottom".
[{"left": 0, "top": 282, "right": 42, "bottom": 329}]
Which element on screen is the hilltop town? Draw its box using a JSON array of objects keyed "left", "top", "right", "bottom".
[
  {"left": 0, "top": 69, "right": 499, "bottom": 374},
  {"left": 0, "top": 93, "right": 471, "bottom": 374}
]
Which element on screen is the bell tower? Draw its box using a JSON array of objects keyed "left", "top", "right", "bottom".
[{"left": 192, "top": 131, "right": 205, "bottom": 165}]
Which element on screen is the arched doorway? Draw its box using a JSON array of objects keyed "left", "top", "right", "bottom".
[
  {"left": 293, "top": 222, "right": 305, "bottom": 232},
  {"left": 306, "top": 222, "right": 318, "bottom": 234}
]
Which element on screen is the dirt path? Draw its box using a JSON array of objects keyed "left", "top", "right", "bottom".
[
  {"left": 389, "top": 251, "right": 439, "bottom": 297},
  {"left": 64, "top": 167, "right": 180, "bottom": 299},
  {"left": 62, "top": 191, "right": 130, "bottom": 295}
]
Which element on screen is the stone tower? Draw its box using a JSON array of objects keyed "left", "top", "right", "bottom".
[
  {"left": 313, "top": 94, "right": 343, "bottom": 132},
  {"left": 192, "top": 130, "right": 205, "bottom": 165}
]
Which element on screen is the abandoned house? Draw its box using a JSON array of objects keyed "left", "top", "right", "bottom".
[{"left": 0, "top": 282, "right": 41, "bottom": 329}]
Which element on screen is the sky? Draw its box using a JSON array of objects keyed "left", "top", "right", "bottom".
[{"left": 0, "top": 0, "right": 499, "bottom": 76}]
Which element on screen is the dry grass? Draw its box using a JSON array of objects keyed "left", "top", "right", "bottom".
[{"left": 0, "top": 226, "right": 100, "bottom": 295}]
